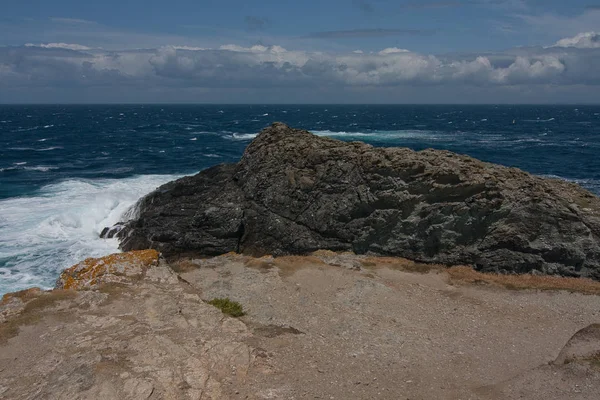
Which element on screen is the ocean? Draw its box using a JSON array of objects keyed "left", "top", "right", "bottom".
[{"left": 1, "top": 104, "right": 599, "bottom": 295}]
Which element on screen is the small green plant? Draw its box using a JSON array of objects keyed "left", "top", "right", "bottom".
[{"left": 207, "top": 297, "right": 245, "bottom": 317}]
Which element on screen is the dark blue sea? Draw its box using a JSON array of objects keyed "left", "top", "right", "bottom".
[{"left": 1, "top": 104, "right": 599, "bottom": 294}]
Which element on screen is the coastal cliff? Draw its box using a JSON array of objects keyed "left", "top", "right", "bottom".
[{"left": 115, "top": 122, "right": 600, "bottom": 279}]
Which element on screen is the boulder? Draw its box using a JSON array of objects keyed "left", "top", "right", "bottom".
[
  {"left": 56, "top": 249, "right": 160, "bottom": 290},
  {"left": 114, "top": 123, "right": 600, "bottom": 279}
]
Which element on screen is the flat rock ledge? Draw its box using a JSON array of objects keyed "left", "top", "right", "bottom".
[
  {"left": 114, "top": 122, "right": 600, "bottom": 280},
  {"left": 1, "top": 251, "right": 600, "bottom": 399}
]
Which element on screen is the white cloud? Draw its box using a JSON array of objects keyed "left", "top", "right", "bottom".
[
  {"left": 553, "top": 32, "right": 600, "bottom": 49},
  {"left": 378, "top": 47, "right": 411, "bottom": 55},
  {"left": 25, "top": 42, "right": 92, "bottom": 51},
  {"left": 1, "top": 35, "right": 599, "bottom": 94},
  {"left": 170, "top": 46, "right": 209, "bottom": 51},
  {"left": 218, "top": 44, "right": 287, "bottom": 53}
]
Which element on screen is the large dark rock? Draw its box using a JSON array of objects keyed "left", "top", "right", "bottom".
[{"left": 116, "top": 123, "right": 600, "bottom": 279}]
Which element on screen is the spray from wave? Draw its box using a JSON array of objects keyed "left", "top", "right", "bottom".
[{"left": 0, "top": 174, "right": 179, "bottom": 295}]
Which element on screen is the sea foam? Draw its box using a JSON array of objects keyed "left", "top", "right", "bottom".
[{"left": 0, "top": 174, "right": 178, "bottom": 295}]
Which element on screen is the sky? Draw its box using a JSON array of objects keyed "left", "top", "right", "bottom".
[{"left": 1, "top": 0, "right": 600, "bottom": 103}]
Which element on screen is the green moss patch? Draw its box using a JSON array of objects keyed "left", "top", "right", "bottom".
[{"left": 207, "top": 297, "right": 245, "bottom": 317}]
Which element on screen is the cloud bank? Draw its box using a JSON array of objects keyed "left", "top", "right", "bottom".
[
  {"left": 1, "top": 33, "right": 600, "bottom": 102},
  {"left": 553, "top": 32, "right": 600, "bottom": 49}
]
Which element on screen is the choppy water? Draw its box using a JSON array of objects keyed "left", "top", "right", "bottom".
[{"left": 1, "top": 104, "right": 599, "bottom": 294}]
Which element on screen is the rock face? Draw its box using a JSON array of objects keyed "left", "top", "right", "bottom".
[{"left": 116, "top": 122, "right": 600, "bottom": 279}]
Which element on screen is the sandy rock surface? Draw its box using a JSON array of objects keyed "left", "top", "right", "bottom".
[{"left": 1, "top": 251, "right": 599, "bottom": 399}]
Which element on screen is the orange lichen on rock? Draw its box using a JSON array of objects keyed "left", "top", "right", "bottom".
[{"left": 56, "top": 249, "right": 160, "bottom": 291}]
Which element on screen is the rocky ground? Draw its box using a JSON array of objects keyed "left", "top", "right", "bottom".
[{"left": 1, "top": 251, "right": 599, "bottom": 399}]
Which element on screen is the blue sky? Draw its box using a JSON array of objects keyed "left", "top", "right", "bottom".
[{"left": 1, "top": 0, "right": 600, "bottom": 103}]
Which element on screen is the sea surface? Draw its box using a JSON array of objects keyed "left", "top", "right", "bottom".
[{"left": 1, "top": 104, "right": 599, "bottom": 294}]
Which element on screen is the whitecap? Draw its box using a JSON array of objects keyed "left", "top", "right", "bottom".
[
  {"left": 231, "top": 133, "right": 258, "bottom": 140},
  {"left": 261, "top": 113, "right": 269, "bottom": 116},
  {"left": 24, "top": 166, "right": 58, "bottom": 172},
  {"left": 43, "top": 125, "right": 54, "bottom": 129},
  {"left": 310, "top": 129, "right": 442, "bottom": 141},
  {"left": 38, "top": 146, "right": 63, "bottom": 151},
  {"left": 524, "top": 118, "right": 555, "bottom": 122},
  {"left": 12, "top": 126, "right": 40, "bottom": 132},
  {"left": 0, "top": 165, "right": 57, "bottom": 173},
  {"left": 190, "top": 138, "right": 197, "bottom": 141}
]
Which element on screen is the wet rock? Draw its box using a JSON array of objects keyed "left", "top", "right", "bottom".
[
  {"left": 117, "top": 123, "right": 600, "bottom": 279},
  {"left": 100, "top": 223, "right": 125, "bottom": 239}
]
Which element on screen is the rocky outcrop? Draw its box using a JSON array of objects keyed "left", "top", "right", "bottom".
[
  {"left": 56, "top": 249, "right": 159, "bottom": 290},
  {"left": 115, "top": 122, "right": 600, "bottom": 279},
  {"left": 554, "top": 324, "right": 600, "bottom": 366}
]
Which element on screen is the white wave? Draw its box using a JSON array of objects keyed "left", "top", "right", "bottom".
[
  {"left": 190, "top": 138, "right": 197, "bottom": 141},
  {"left": 0, "top": 174, "right": 179, "bottom": 295},
  {"left": 26, "top": 166, "right": 58, "bottom": 172},
  {"left": 231, "top": 133, "right": 258, "bottom": 140},
  {"left": 43, "top": 125, "right": 54, "bottom": 129},
  {"left": 8, "top": 146, "right": 63, "bottom": 152},
  {"left": 11, "top": 126, "right": 40, "bottom": 132},
  {"left": 311, "top": 129, "right": 441, "bottom": 140},
  {"left": 38, "top": 146, "right": 63, "bottom": 151},
  {"left": 0, "top": 165, "right": 58, "bottom": 173},
  {"left": 524, "top": 118, "right": 555, "bottom": 122}
]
